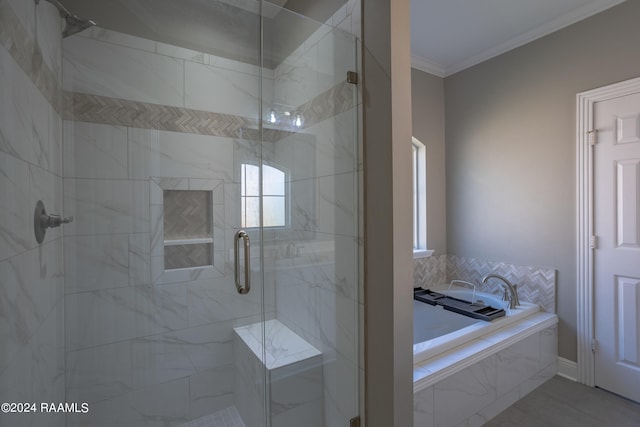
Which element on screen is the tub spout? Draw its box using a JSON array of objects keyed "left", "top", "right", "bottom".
[{"left": 482, "top": 274, "right": 520, "bottom": 309}]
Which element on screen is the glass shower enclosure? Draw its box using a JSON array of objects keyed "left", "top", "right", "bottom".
[{"left": 0, "top": 0, "right": 360, "bottom": 426}]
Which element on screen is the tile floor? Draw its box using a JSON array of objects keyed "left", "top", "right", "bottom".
[
  {"left": 180, "top": 406, "right": 246, "bottom": 427},
  {"left": 485, "top": 376, "right": 640, "bottom": 427}
]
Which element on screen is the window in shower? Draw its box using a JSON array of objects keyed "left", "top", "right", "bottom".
[{"left": 241, "top": 163, "right": 288, "bottom": 228}]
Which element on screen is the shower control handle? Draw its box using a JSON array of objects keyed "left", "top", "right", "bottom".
[
  {"left": 42, "top": 213, "right": 74, "bottom": 228},
  {"left": 234, "top": 230, "right": 251, "bottom": 295}
]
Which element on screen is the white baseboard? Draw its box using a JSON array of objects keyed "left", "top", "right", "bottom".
[{"left": 557, "top": 357, "right": 578, "bottom": 381}]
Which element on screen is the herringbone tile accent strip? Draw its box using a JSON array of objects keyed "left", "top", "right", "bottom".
[
  {"left": 414, "top": 255, "right": 556, "bottom": 313},
  {"left": 163, "top": 190, "right": 212, "bottom": 240},
  {"left": 296, "top": 80, "right": 357, "bottom": 127},
  {"left": 414, "top": 254, "right": 447, "bottom": 288},
  {"left": 64, "top": 92, "right": 262, "bottom": 139}
]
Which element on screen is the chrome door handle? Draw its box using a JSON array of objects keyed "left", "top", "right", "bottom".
[{"left": 234, "top": 230, "right": 251, "bottom": 294}]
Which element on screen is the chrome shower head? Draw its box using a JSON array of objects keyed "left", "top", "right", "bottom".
[
  {"left": 63, "top": 14, "right": 96, "bottom": 38},
  {"left": 35, "top": 0, "right": 96, "bottom": 38}
]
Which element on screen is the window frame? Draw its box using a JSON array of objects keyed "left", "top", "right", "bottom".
[
  {"left": 412, "top": 137, "right": 432, "bottom": 258},
  {"left": 240, "top": 162, "right": 290, "bottom": 229}
]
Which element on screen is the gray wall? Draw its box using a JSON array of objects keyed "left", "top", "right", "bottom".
[
  {"left": 411, "top": 69, "right": 446, "bottom": 254},
  {"left": 444, "top": 0, "right": 640, "bottom": 362}
]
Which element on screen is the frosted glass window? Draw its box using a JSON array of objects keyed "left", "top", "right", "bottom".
[{"left": 241, "top": 163, "right": 287, "bottom": 228}]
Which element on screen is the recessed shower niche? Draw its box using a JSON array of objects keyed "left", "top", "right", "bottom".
[{"left": 150, "top": 177, "right": 226, "bottom": 284}]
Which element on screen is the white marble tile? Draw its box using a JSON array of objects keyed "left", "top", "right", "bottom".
[
  {"left": 468, "top": 387, "right": 521, "bottom": 427},
  {"left": 66, "top": 377, "right": 190, "bottom": 427},
  {"left": 0, "top": 343, "right": 33, "bottom": 427},
  {"left": 49, "top": 106, "right": 63, "bottom": 177},
  {"left": 63, "top": 35, "right": 184, "bottom": 107},
  {"left": 0, "top": 150, "right": 31, "bottom": 261},
  {"left": 64, "top": 234, "right": 129, "bottom": 292},
  {"left": 172, "top": 322, "right": 235, "bottom": 372},
  {"left": 134, "top": 283, "right": 188, "bottom": 336},
  {"left": 188, "top": 277, "right": 267, "bottom": 328},
  {"left": 35, "top": 1, "right": 62, "bottom": 81},
  {"left": 65, "top": 287, "right": 137, "bottom": 351},
  {"left": 128, "top": 128, "right": 235, "bottom": 181},
  {"left": 130, "top": 232, "right": 151, "bottom": 286},
  {"left": 320, "top": 352, "right": 358, "bottom": 427},
  {"left": 518, "top": 360, "right": 557, "bottom": 398},
  {"left": 189, "top": 366, "right": 235, "bottom": 420},
  {"left": 66, "top": 341, "right": 133, "bottom": 403},
  {"left": 0, "top": 240, "right": 63, "bottom": 372},
  {"left": 318, "top": 172, "right": 357, "bottom": 237},
  {"left": 414, "top": 385, "right": 435, "bottom": 427},
  {"left": 30, "top": 300, "right": 65, "bottom": 405},
  {"left": 63, "top": 178, "right": 148, "bottom": 235},
  {"left": 434, "top": 356, "right": 497, "bottom": 427},
  {"left": 90, "top": 27, "right": 156, "bottom": 52},
  {"left": 539, "top": 325, "right": 558, "bottom": 369},
  {"left": 317, "top": 28, "right": 356, "bottom": 95},
  {"left": 131, "top": 334, "right": 195, "bottom": 389},
  {"left": 304, "top": 107, "right": 359, "bottom": 177},
  {"left": 496, "top": 332, "right": 541, "bottom": 397},
  {"left": 156, "top": 42, "right": 205, "bottom": 63},
  {"left": 0, "top": 47, "right": 50, "bottom": 169},
  {"left": 185, "top": 61, "right": 261, "bottom": 118},
  {"left": 63, "top": 121, "right": 128, "bottom": 179},
  {"left": 274, "top": 43, "right": 319, "bottom": 108}
]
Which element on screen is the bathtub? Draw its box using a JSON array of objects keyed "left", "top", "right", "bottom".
[
  {"left": 413, "top": 289, "right": 540, "bottom": 364},
  {"left": 412, "top": 287, "right": 558, "bottom": 425}
]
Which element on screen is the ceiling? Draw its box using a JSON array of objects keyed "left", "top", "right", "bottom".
[{"left": 410, "top": 0, "right": 626, "bottom": 77}]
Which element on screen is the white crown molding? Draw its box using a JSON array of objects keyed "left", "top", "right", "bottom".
[
  {"left": 414, "top": 0, "right": 626, "bottom": 77},
  {"left": 411, "top": 55, "right": 445, "bottom": 78}
]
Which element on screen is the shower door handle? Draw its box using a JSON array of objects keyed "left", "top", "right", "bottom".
[{"left": 234, "top": 230, "right": 251, "bottom": 294}]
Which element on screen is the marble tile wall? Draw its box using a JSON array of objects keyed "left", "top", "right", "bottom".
[
  {"left": 414, "top": 255, "right": 557, "bottom": 313},
  {"left": 413, "top": 325, "right": 558, "bottom": 427},
  {"left": 271, "top": 10, "right": 360, "bottom": 427},
  {"left": 0, "top": 1, "right": 65, "bottom": 426},
  {"left": 62, "top": 27, "right": 273, "bottom": 427},
  {"left": 62, "top": 7, "right": 360, "bottom": 425}
]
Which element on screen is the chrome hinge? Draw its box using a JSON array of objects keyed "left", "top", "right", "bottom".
[
  {"left": 590, "top": 235, "right": 598, "bottom": 249},
  {"left": 350, "top": 416, "right": 361, "bottom": 427},
  {"left": 347, "top": 71, "right": 358, "bottom": 85},
  {"left": 591, "top": 339, "right": 598, "bottom": 353},
  {"left": 588, "top": 130, "right": 597, "bottom": 145}
]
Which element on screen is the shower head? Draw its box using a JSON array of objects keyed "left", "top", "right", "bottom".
[
  {"left": 63, "top": 14, "right": 96, "bottom": 38},
  {"left": 35, "top": 0, "right": 96, "bottom": 38}
]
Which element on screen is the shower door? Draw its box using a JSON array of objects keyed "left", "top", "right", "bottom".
[{"left": 60, "top": 1, "right": 360, "bottom": 426}]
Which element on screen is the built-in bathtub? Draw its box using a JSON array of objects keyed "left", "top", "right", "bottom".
[{"left": 413, "top": 289, "right": 558, "bottom": 426}]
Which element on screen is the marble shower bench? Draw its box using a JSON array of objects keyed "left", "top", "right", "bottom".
[{"left": 233, "top": 319, "right": 323, "bottom": 427}]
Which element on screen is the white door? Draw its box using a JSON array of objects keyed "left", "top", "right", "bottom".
[{"left": 593, "top": 91, "right": 640, "bottom": 403}]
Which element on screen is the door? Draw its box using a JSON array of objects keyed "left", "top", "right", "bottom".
[{"left": 593, "top": 91, "right": 640, "bottom": 403}]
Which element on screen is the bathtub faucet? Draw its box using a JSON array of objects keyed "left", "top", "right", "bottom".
[{"left": 482, "top": 274, "right": 520, "bottom": 309}]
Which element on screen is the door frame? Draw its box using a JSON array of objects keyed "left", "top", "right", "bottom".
[{"left": 576, "top": 75, "right": 640, "bottom": 386}]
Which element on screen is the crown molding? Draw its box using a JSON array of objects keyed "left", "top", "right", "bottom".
[
  {"left": 412, "top": 0, "right": 627, "bottom": 78},
  {"left": 410, "top": 55, "right": 445, "bottom": 78}
]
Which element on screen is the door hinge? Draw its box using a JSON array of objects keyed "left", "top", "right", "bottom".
[
  {"left": 591, "top": 339, "right": 598, "bottom": 353},
  {"left": 588, "top": 129, "right": 598, "bottom": 145},
  {"left": 347, "top": 71, "right": 358, "bottom": 85},
  {"left": 350, "top": 416, "right": 361, "bottom": 427},
  {"left": 590, "top": 235, "right": 598, "bottom": 249}
]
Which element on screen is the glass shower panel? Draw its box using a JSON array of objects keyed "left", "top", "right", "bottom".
[
  {"left": 62, "top": 1, "right": 268, "bottom": 426},
  {"left": 261, "top": 4, "right": 360, "bottom": 427}
]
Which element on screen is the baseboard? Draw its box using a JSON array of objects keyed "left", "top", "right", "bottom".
[{"left": 557, "top": 357, "right": 578, "bottom": 381}]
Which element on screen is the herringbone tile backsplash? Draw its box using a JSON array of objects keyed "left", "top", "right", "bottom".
[{"left": 414, "top": 254, "right": 556, "bottom": 313}]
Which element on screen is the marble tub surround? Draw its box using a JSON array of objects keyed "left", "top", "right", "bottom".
[
  {"left": 413, "top": 316, "right": 558, "bottom": 427},
  {"left": 414, "top": 254, "right": 556, "bottom": 313},
  {"left": 234, "top": 319, "right": 324, "bottom": 427},
  {"left": 0, "top": 1, "right": 66, "bottom": 427}
]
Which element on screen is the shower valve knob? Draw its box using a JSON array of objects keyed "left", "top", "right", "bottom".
[{"left": 42, "top": 214, "right": 74, "bottom": 228}]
